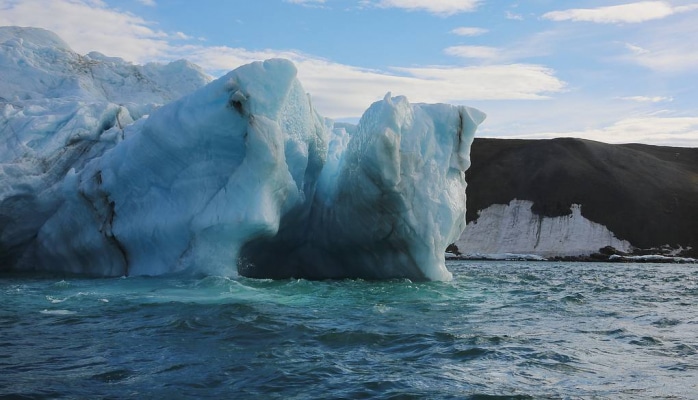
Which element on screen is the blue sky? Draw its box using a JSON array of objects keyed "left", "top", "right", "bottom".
[{"left": 2, "top": 0, "right": 698, "bottom": 146}]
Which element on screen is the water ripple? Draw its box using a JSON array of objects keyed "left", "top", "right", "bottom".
[{"left": 1, "top": 261, "right": 697, "bottom": 398}]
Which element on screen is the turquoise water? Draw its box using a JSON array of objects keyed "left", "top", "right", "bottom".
[{"left": 1, "top": 261, "right": 697, "bottom": 399}]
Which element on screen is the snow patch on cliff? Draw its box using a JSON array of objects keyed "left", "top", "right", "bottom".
[{"left": 454, "top": 199, "right": 632, "bottom": 257}]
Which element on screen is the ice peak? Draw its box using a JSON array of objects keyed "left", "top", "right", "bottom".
[
  {"left": 221, "top": 58, "right": 299, "bottom": 119},
  {"left": 0, "top": 26, "right": 210, "bottom": 109},
  {"left": 0, "top": 26, "right": 72, "bottom": 51}
]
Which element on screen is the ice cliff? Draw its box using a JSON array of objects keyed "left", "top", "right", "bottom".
[
  {"left": 454, "top": 200, "right": 632, "bottom": 257},
  {"left": 0, "top": 27, "right": 484, "bottom": 280}
]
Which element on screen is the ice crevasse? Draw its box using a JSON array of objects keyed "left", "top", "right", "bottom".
[{"left": 1, "top": 58, "right": 485, "bottom": 281}]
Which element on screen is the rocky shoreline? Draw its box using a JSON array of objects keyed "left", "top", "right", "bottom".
[
  {"left": 446, "top": 246, "right": 698, "bottom": 264},
  {"left": 447, "top": 253, "right": 697, "bottom": 264}
]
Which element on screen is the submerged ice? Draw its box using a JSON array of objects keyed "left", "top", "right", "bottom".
[{"left": 0, "top": 28, "right": 484, "bottom": 280}]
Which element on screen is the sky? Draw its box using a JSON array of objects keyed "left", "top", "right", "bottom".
[{"left": 1, "top": 0, "right": 698, "bottom": 147}]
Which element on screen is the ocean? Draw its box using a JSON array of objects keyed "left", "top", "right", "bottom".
[{"left": 1, "top": 260, "right": 697, "bottom": 399}]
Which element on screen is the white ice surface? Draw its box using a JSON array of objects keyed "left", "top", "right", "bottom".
[
  {"left": 454, "top": 199, "right": 633, "bottom": 257},
  {"left": 0, "top": 27, "right": 209, "bottom": 110},
  {"left": 1, "top": 27, "right": 485, "bottom": 280},
  {"left": 457, "top": 253, "right": 547, "bottom": 261},
  {"left": 37, "top": 59, "right": 328, "bottom": 276},
  {"left": 0, "top": 26, "right": 211, "bottom": 275},
  {"left": 241, "top": 93, "right": 484, "bottom": 281}
]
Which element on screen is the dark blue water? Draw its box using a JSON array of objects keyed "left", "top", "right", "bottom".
[{"left": 2, "top": 261, "right": 697, "bottom": 399}]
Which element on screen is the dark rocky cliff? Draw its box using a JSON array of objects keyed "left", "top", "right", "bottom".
[{"left": 465, "top": 138, "right": 698, "bottom": 257}]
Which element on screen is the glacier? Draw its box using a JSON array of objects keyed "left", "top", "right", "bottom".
[
  {"left": 0, "top": 27, "right": 485, "bottom": 280},
  {"left": 454, "top": 199, "right": 633, "bottom": 258}
]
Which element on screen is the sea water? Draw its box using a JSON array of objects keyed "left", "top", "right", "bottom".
[{"left": 1, "top": 261, "right": 697, "bottom": 399}]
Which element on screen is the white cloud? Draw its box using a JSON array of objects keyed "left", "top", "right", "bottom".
[
  {"left": 676, "top": 4, "right": 698, "bottom": 12},
  {"left": 516, "top": 116, "right": 698, "bottom": 146},
  {"left": 620, "top": 17, "right": 698, "bottom": 72},
  {"left": 368, "top": 0, "right": 481, "bottom": 16},
  {"left": 443, "top": 29, "right": 561, "bottom": 62},
  {"left": 451, "top": 27, "right": 488, "bottom": 36},
  {"left": 505, "top": 11, "right": 523, "bottom": 20},
  {"left": 389, "top": 64, "right": 566, "bottom": 100},
  {"left": 625, "top": 43, "right": 650, "bottom": 55},
  {"left": 628, "top": 47, "right": 698, "bottom": 72},
  {"left": 467, "top": 90, "right": 698, "bottom": 147},
  {"left": 619, "top": 96, "right": 673, "bottom": 103},
  {"left": 444, "top": 45, "right": 499, "bottom": 60},
  {"left": 284, "top": 0, "right": 326, "bottom": 7},
  {"left": 177, "top": 45, "right": 566, "bottom": 118},
  {"left": 174, "top": 31, "right": 192, "bottom": 40},
  {"left": 542, "top": 1, "right": 698, "bottom": 24},
  {"left": 137, "top": 0, "right": 156, "bottom": 6},
  {"left": 449, "top": 29, "right": 561, "bottom": 66},
  {"left": 306, "top": 62, "right": 564, "bottom": 118}
]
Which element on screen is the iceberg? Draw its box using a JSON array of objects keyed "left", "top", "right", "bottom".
[
  {"left": 240, "top": 93, "right": 484, "bottom": 280},
  {"left": 0, "top": 27, "right": 485, "bottom": 280}
]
